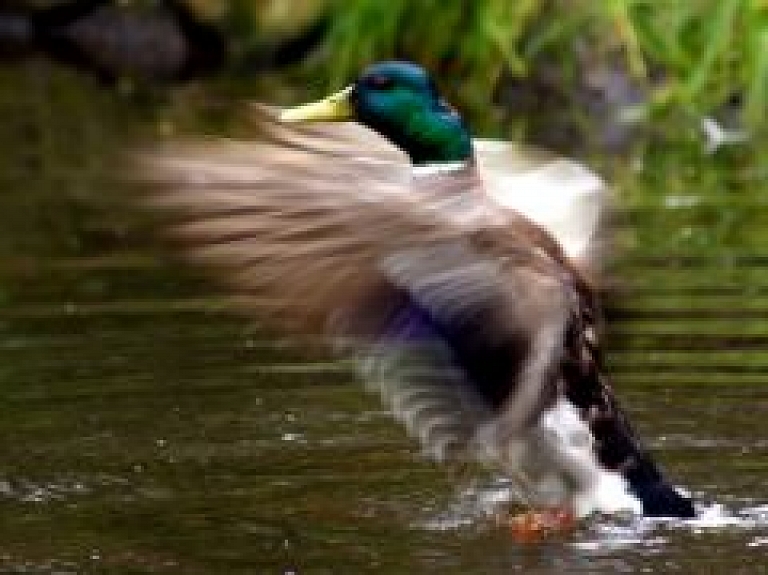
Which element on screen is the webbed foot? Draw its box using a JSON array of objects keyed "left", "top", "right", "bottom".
[{"left": 499, "top": 507, "right": 578, "bottom": 543}]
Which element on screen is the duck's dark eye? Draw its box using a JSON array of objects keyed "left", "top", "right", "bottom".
[{"left": 365, "top": 75, "right": 395, "bottom": 90}]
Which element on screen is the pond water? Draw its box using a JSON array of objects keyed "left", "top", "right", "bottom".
[{"left": 1, "top": 64, "right": 767, "bottom": 573}]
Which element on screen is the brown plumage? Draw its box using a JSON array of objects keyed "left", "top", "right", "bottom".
[
  {"left": 142, "top": 110, "right": 595, "bottom": 331},
  {"left": 135, "top": 106, "right": 694, "bottom": 518}
]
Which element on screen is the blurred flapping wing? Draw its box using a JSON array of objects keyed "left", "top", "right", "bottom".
[
  {"left": 137, "top": 115, "right": 593, "bottom": 460},
  {"left": 140, "top": 115, "right": 576, "bottom": 333}
]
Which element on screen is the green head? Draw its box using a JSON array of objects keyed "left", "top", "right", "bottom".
[{"left": 280, "top": 61, "right": 473, "bottom": 166}]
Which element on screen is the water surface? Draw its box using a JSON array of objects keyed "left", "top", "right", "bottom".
[{"left": 0, "top": 64, "right": 767, "bottom": 573}]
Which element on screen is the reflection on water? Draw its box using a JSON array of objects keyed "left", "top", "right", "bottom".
[{"left": 1, "top": 64, "right": 767, "bottom": 573}]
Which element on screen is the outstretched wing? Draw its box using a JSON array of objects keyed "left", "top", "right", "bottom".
[
  {"left": 250, "top": 105, "right": 608, "bottom": 270},
  {"left": 135, "top": 116, "right": 695, "bottom": 517},
  {"left": 136, "top": 115, "right": 586, "bottom": 459},
  {"left": 140, "top": 124, "right": 477, "bottom": 333}
]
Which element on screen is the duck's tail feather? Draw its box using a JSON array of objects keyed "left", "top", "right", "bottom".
[
  {"left": 562, "top": 327, "right": 696, "bottom": 517},
  {"left": 631, "top": 480, "right": 695, "bottom": 518}
]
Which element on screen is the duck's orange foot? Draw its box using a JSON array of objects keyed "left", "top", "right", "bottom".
[{"left": 501, "top": 507, "right": 578, "bottom": 543}]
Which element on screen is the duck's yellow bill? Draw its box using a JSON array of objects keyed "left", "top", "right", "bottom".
[{"left": 279, "top": 86, "right": 354, "bottom": 123}]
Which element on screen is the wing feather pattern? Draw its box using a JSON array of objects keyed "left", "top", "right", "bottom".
[
  {"left": 132, "top": 112, "right": 696, "bottom": 517},
  {"left": 136, "top": 116, "right": 597, "bottom": 466}
]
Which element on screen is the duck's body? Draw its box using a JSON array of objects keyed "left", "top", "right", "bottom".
[{"left": 142, "top": 61, "right": 694, "bottom": 521}]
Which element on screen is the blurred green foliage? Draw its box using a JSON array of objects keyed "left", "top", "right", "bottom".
[
  {"left": 15, "top": 0, "right": 768, "bottom": 134},
  {"left": 4, "top": 0, "right": 767, "bottom": 215},
  {"left": 317, "top": 0, "right": 768, "bottom": 130}
]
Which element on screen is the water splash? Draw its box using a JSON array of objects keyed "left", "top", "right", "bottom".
[
  {"left": 0, "top": 476, "right": 91, "bottom": 503},
  {"left": 420, "top": 480, "right": 768, "bottom": 551},
  {"left": 420, "top": 478, "right": 518, "bottom": 531}
]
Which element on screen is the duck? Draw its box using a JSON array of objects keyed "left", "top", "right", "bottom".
[{"left": 141, "top": 60, "right": 696, "bottom": 533}]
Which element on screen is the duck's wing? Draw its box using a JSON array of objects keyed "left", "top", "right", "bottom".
[
  {"left": 472, "top": 139, "right": 607, "bottom": 275},
  {"left": 136, "top": 117, "right": 585, "bottom": 456},
  {"left": 139, "top": 122, "right": 452, "bottom": 334},
  {"left": 136, "top": 118, "right": 695, "bottom": 518},
  {"left": 244, "top": 110, "right": 608, "bottom": 273}
]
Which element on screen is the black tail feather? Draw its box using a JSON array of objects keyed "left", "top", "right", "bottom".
[
  {"left": 633, "top": 480, "right": 696, "bottom": 518},
  {"left": 562, "top": 321, "right": 696, "bottom": 518}
]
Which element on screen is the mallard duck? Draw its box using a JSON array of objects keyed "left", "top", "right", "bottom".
[{"left": 141, "top": 61, "right": 695, "bottom": 529}]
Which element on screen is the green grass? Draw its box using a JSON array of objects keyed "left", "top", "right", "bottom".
[{"left": 314, "top": 0, "right": 768, "bottom": 131}]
